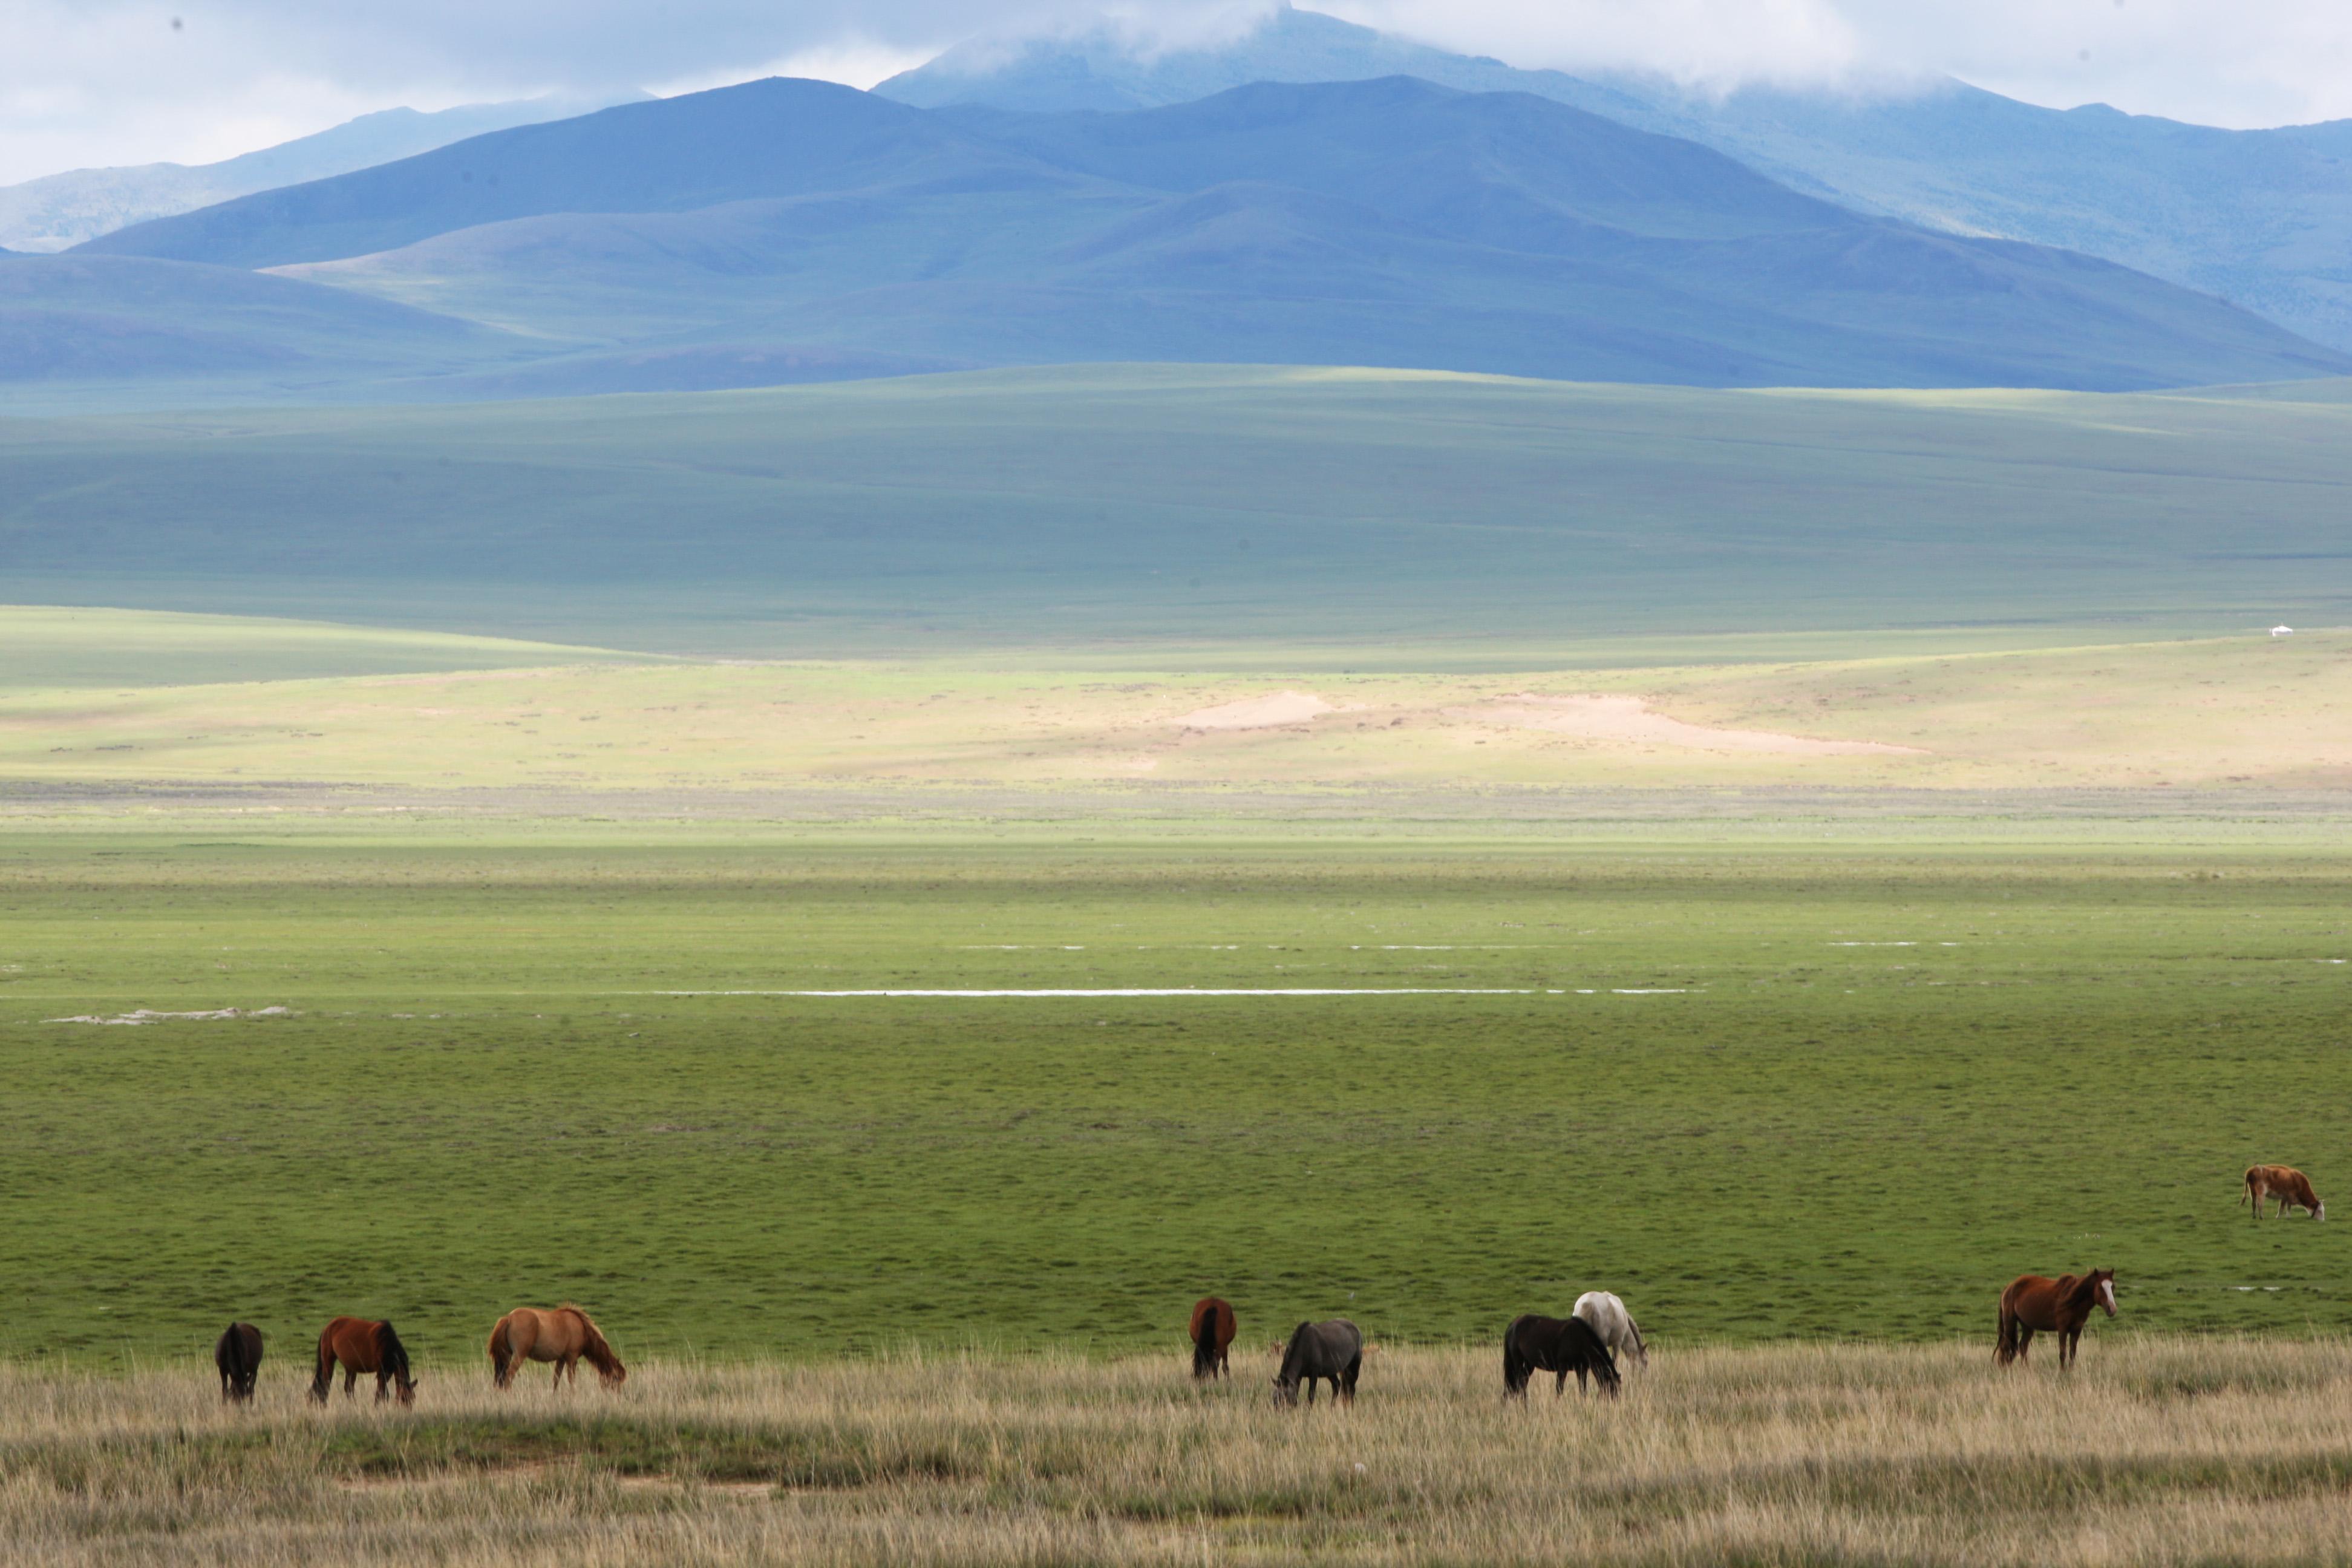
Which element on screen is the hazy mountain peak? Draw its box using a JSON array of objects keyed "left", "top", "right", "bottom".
[
  {"left": 0, "top": 90, "right": 648, "bottom": 253},
  {"left": 880, "top": 5, "right": 2352, "bottom": 353}
]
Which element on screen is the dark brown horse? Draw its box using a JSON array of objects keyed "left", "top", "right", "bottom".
[
  {"left": 488, "top": 1304, "right": 626, "bottom": 1389},
  {"left": 214, "top": 1322, "right": 263, "bottom": 1402},
  {"left": 1503, "top": 1314, "right": 1621, "bottom": 1399},
  {"left": 1189, "top": 1296, "right": 1237, "bottom": 1380},
  {"left": 1996, "top": 1270, "right": 2117, "bottom": 1368},
  {"left": 310, "top": 1317, "right": 417, "bottom": 1405}
]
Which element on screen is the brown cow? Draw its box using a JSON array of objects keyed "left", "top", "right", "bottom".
[{"left": 2241, "top": 1164, "right": 2325, "bottom": 1221}]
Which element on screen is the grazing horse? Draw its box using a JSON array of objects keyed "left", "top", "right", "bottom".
[
  {"left": 1572, "top": 1291, "right": 1648, "bottom": 1370},
  {"left": 1503, "top": 1315, "right": 1622, "bottom": 1399},
  {"left": 214, "top": 1322, "right": 263, "bottom": 1402},
  {"left": 488, "top": 1304, "right": 626, "bottom": 1390},
  {"left": 1272, "top": 1319, "right": 1362, "bottom": 1406},
  {"left": 310, "top": 1317, "right": 417, "bottom": 1405},
  {"left": 2242, "top": 1165, "right": 2324, "bottom": 1221},
  {"left": 1995, "top": 1270, "right": 2117, "bottom": 1368},
  {"left": 1189, "top": 1296, "right": 1237, "bottom": 1380}
]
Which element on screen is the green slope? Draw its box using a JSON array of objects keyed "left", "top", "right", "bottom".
[{"left": 2, "top": 365, "right": 2348, "bottom": 653}]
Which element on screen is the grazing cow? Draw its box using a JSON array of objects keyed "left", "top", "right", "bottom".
[
  {"left": 1189, "top": 1297, "right": 1237, "bottom": 1380},
  {"left": 1571, "top": 1291, "right": 1647, "bottom": 1369},
  {"left": 1503, "top": 1315, "right": 1621, "bottom": 1399},
  {"left": 1996, "top": 1270, "right": 2117, "bottom": 1368},
  {"left": 1272, "top": 1319, "right": 1362, "bottom": 1406},
  {"left": 2241, "top": 1165, "right": 2324, "bottom": 1221},
  {"left": 214, "top": 1322, "right": 263, "bottom": 1402}
]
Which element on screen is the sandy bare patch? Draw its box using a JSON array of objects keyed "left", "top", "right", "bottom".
[
  {"left": 1169, "top": 691, "right": 1337, "bottom": 731},
  {"left": 1477, "top": 695, "right": 1927, "bottom": 756}
]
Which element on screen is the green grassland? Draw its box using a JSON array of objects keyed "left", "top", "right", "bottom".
[
  {"left": 6, "top": 367, "right": 2352, "bottom": 652},
  {"left": 2, "top": 828, "right": 2347, "bottom": 1370}
]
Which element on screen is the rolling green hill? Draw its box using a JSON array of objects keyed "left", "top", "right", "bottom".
[{"left": 2, "top": 365, "right": 2348, "bottom": 653}]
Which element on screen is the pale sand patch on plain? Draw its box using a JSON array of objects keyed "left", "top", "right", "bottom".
[
  {"left": 1474, "top": 694, "right": 1929, "bottom": 756},
  {"left": 1169, "top": 691, "right": 1341, "bottom": 731}
]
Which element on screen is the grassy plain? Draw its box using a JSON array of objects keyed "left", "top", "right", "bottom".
[
  {"left": 1, "top": 609, "right": 2343, "bottom": 791},
  {"left": 8, "top": 367, "right": 2352, "bottom": 648},
  {"left": 1, "top": 826, "right": 2347, "bottom": 1368},
  {"left": 14, "top": 1341, "right": 2352, "bottom": 1565}
]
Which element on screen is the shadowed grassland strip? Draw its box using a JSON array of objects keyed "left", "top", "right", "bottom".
[{"left": 10, "top": 1344, "right": 2352, "bottom": 1564}]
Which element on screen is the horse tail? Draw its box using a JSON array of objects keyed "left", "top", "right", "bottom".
[
  {"left": 1501, "top": 1319, "right": 1529, "bottom": 1397},
  {"left": 234, "top": 1324, "right": 259, "bottom": 1391},
  {"left": 309, "top": 1324, "right": 335, "bottom": 1402},
  {"left": 488, "top": 1316, "right": 512, "bottom": 1385},
  {"left": 1994, "top": 1298, "right": 2019, "bottom": 1366},
  {"left": 1625, "top": 1313, "right": 1647, "bottom": 1364},
  {"left": 1193, "top": 1301, "right": 1221, "bottom": 1380}
]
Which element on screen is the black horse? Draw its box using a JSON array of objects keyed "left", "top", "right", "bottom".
[
  {"left": 1503, "top": 1313, "right": 1621, "bottom": 1399},
  {"left": 1273, "top": 1318, "right": 1362, "bottom": 1406},
  {"left": 215, "top": 1321, "right": 264, "bottom": 1402}
]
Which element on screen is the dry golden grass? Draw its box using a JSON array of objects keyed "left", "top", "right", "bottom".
[
  {"left": 9, "top": 1339, "right": 2352, "bottom": 1565},
  {"left": 3, "top": 618, "right": 2347, "bottom": 792}
]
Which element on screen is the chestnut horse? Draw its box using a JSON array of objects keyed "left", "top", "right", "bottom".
[
  {"left": 1995, "top": 1270, "right": 2116, "bottom": 1368},
  {"left": 214, "top": 1322, "right": 263, "bottom": 1403},
  {"left": 2241, "top": 1165, "right": 2324, "bottom": 1221},
  {"left": 1190, "top": 1297, "right": 1237, "bottom": 1380},
  {"left": 488, "top": 1304, "right": 626, "bottom": 1389},
  {"left": 310, "top": 1317, "right": 417, "bottom": 1405}
]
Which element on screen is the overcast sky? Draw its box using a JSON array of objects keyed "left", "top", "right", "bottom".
[{"left": 7, "top": 0, "right": 2350, "bottom": 187}]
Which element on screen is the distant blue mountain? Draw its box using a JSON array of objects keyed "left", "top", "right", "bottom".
[
  {"left": 48, "top": 75, "right": 2352, "bottom": 400},
  {"left": 879, "top": 4, "right": 2352, "bottom": 352},
  {"left": 0, "top": 251, "right": 505, "bottom": 382},
  {"left": 0, "top": 91, "right": 644, "bottom": 254},
  {"left": 75, "top": 82, "right": 1045, "bottom": 271}
]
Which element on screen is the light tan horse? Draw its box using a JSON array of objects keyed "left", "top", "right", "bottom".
[{"left": 488, "top": 1304, "right": 626, "bottom": 1389}]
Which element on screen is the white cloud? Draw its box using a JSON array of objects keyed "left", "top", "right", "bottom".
[{"left": 4, "top": 1, "right": 2350, "bottom": 188}]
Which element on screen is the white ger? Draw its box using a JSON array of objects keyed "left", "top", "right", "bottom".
[
  {"left": 2272, "top": 626, "right": 2295, "bottom": 638},
  {"left": 1571, "top": 1291, "right": 1647, "bottom": 1368}
]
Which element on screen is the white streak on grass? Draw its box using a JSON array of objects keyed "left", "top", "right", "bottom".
[
  {"left": 643, "top": 988, "right": 1547, "bottom": 998},
  {"left": 46, "top": 1005, "right": 292, "bottom": 1025}
]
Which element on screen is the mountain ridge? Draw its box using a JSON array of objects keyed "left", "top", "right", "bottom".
[
  {"left": 33, "top": 75, "right": 2352, "bottom": 403},
  {"left": 0, "top": 91, "right": 645, "bottom": 255},
  {"left": 878, "top": 6, "right": 2352, "bottom": 351}
]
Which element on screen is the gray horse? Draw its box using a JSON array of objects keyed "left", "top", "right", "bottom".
[{"left": 1272, "top": 1318, "right": 1362, "bottom": 1406}]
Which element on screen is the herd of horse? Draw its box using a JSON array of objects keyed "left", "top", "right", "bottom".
[
  {"left": 213, "top": 1304, "right": 624, "bottom": 1406},
  {"left": 207, "top": 1163, "right": 2322, "bottom": 1407}
]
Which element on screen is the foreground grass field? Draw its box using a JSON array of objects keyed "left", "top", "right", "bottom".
[
  {"left": 12, "top": 1341, "right": 2352, "bottom": 1565},
  {"left": 2, "top": 828, "right": 2346, "bottom": 1365}
]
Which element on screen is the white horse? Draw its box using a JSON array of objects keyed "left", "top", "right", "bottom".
[{"left": 1572, "top": 1291, "right": 1647, "bottom": 1368}]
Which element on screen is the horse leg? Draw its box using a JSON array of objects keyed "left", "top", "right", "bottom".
[
  {"left": 344, "top": 1365, "right": 359, "bottom": 1399},
  {"left": 2015, "top": 1326, "right": 2033, "bottom": 1364}
]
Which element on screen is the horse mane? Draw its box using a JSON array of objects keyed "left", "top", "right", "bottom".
[
  {"left": 1276, "top": 1321, "right": 1312, "bottom": 1379},
  {"left": 560, "top": 1303, "right": 621, "bottom": 1371},
  {"left": 374, "top": 1320, "right": 412, "bottom": 1380}
]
